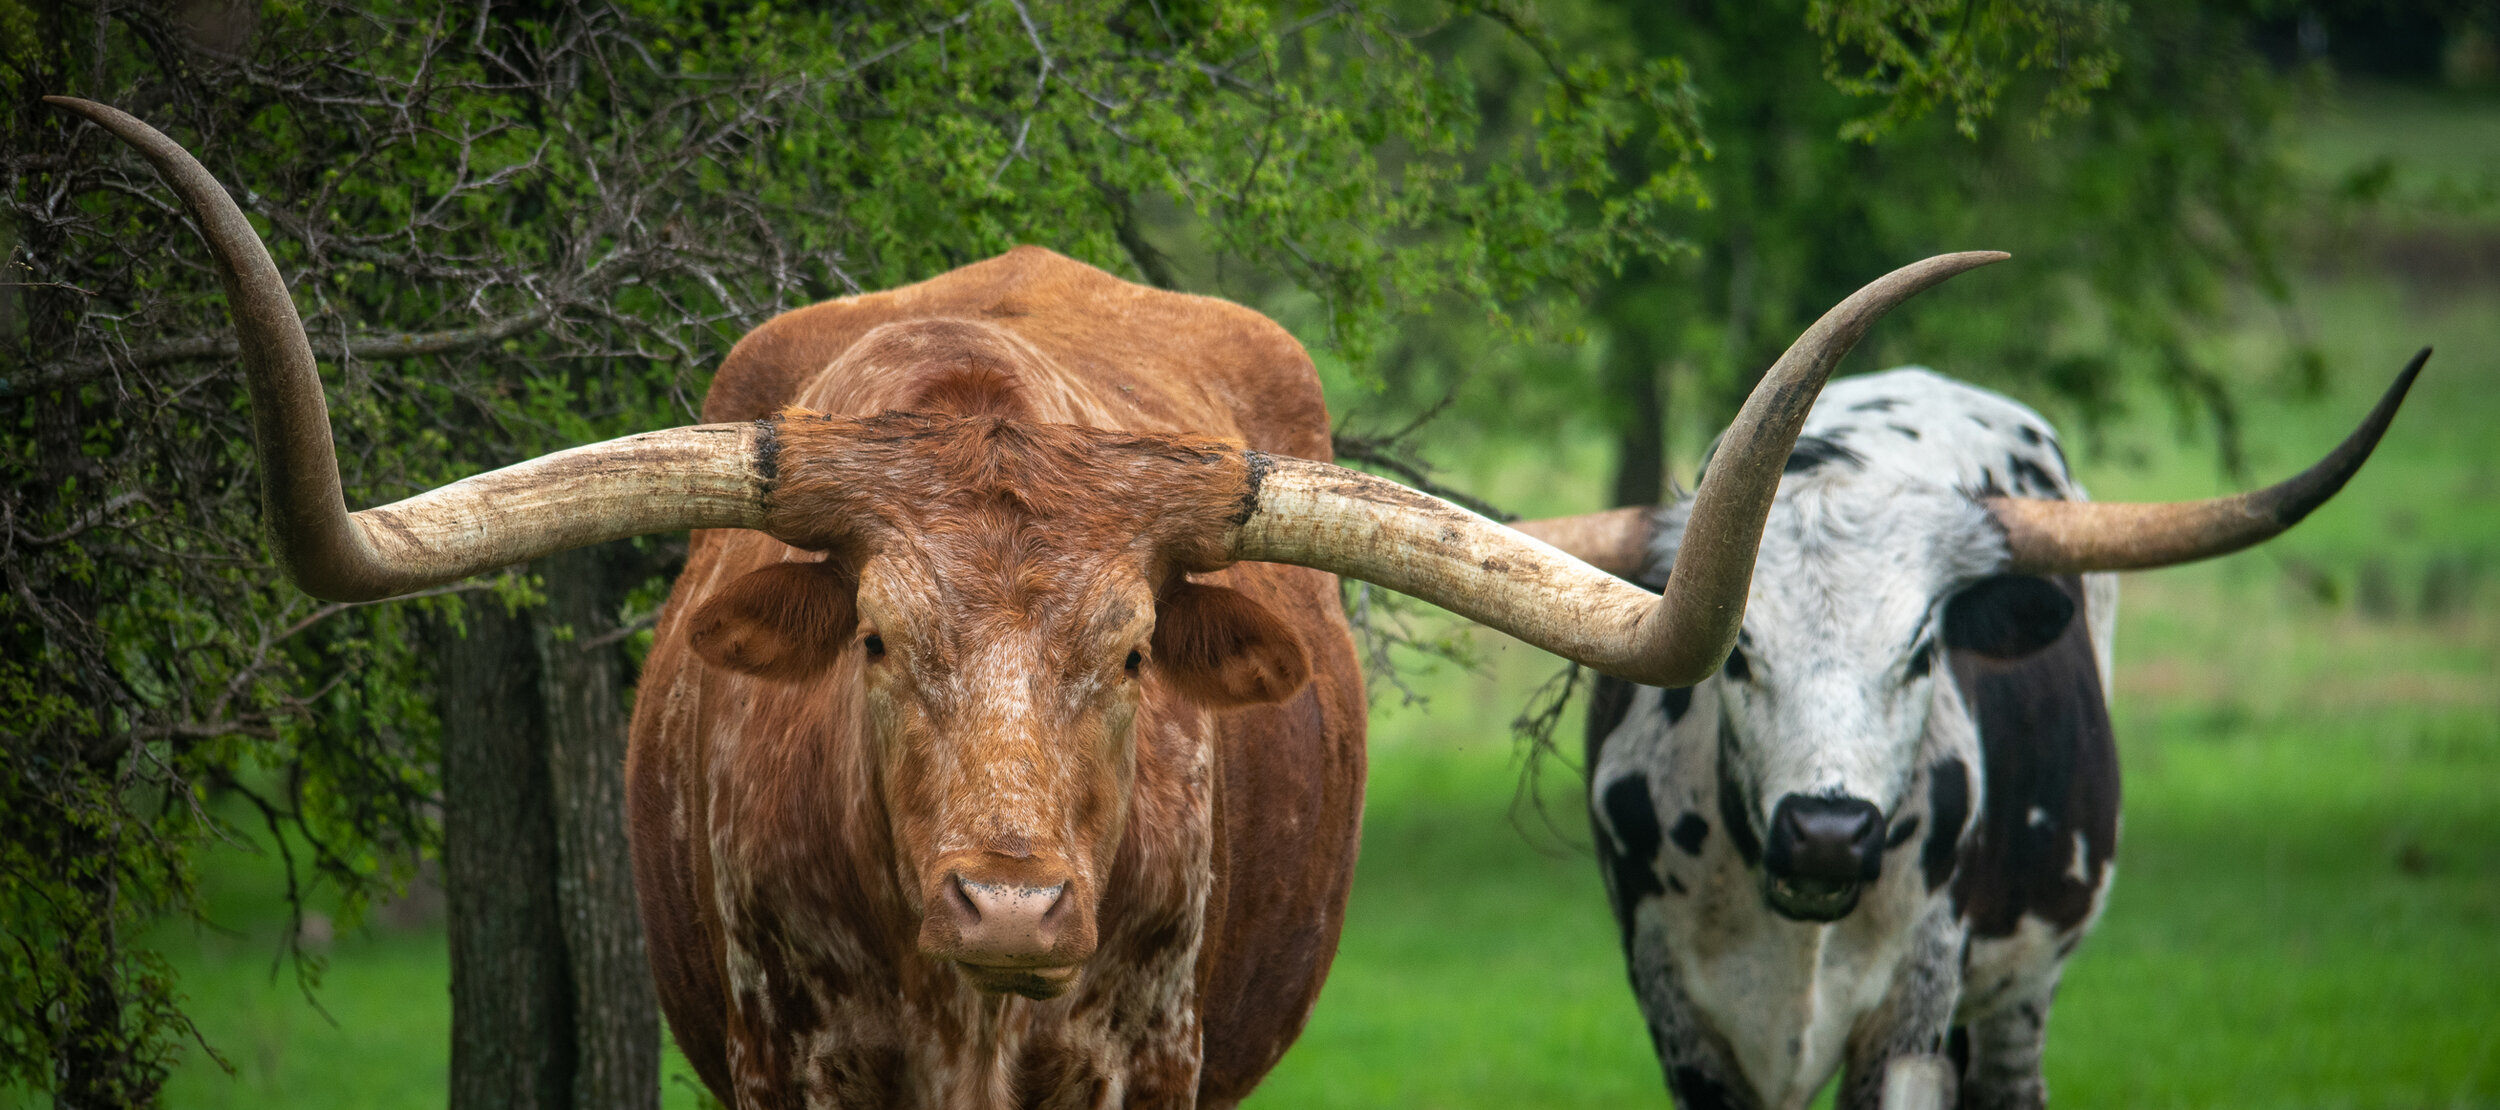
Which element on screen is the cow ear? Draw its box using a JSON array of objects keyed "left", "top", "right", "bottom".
[
  {"left": 1944, "top": 574, "right": 2076, "bottom": 660},
  {"left": 689, "top": 560, "right": 860, "bottom": 681},
  {"left": 1151, "top": 581, "right": 1311, "bottom": 707}
]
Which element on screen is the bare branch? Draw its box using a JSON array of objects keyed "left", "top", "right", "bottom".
[
  {"left": 8, "top": 308, "right": 555, "bottom": 397},
  {"left": 274, "top": 579, "right": 503, "bottom": 647},
  {"left": 1329, "top": 433, "right": 1517, "bottom": 522},
  {"left": 577, "top": 608, "right": 659, "bottom": 650},
  {"left": 13, "top": 491, "right": 150, "bottom": 546}
]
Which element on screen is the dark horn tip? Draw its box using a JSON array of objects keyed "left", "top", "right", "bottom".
[
  {"left": 2397, "top": 346, "right": 2432, "bottom": 391},
  {"left": 2261, "top": 347, "right": 2431, "bottom": 527}
]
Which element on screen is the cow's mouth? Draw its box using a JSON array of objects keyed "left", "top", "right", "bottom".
[
  {"left": 1763, "top": 874, "right": 1863, "bottom": 922},
  {"left": 955, "top": 960, "right": 1080, "bottom": 1000}
]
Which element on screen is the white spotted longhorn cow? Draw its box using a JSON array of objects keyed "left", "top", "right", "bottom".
[{"left": 1516, "top": 355, "right": 2427, "bottom": 1110}]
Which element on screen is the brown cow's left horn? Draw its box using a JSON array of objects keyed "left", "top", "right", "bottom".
[
  {"left": 1233, "top": 252, "right": 2008, "bottom": 687},
  {"left": 1986, "top": 349, "right": 2428, "bottom": 574},
  {"left": 46, "top": 97, "right": 772, "bottom": 602}
]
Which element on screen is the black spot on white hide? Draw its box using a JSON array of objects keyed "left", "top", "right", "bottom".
[
  {"left": 1784, "top": 435, "right": 1865, "bottom": 475},
  {"left": 1945, "top": 576, "right": 2076, "bottom": 660},
  {"left": 1597, "top": 775, "right": 1666, "bottom": 952},
  {"left": 1670, "top": 813, "right": 1709, "bottom": 856}
]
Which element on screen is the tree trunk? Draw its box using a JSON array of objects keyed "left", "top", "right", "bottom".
[
  {"left": 534, "top": 545, "right": 661, "bottom": 1110},
  {"left": 436, "top": 598, "right": 574, "bottom": 1110},
  {"left": 435, "top": 542, "right": 661, "bottom": 1109},
  {"left": 1604, "top": 331, "right": 1669, "bottom": 510},
  {"left": 1601, "top": 279, "right": 1671, "bottom": 510}
]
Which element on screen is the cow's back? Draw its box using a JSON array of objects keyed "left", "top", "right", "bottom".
[{"left": 631, "top": 247, "right": 1364, "bottom": 1105}]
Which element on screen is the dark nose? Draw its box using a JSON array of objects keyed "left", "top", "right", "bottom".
[{"left": 1764, "top": 795, "right": 1885, "bottom": 884}]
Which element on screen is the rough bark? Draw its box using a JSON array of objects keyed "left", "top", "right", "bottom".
[
  {"left": 534, "top": 544, "right": 661, "bottom": 1110},
  {"left": 436, "top": 599, "right": 574, "bottom": 1110},
  {"left": 1605, "top": 308, "right": 1669, "bottom": 510}
]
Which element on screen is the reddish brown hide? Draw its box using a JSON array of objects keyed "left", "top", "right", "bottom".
[{"left": 627, "top": 248, "right": 1366, "bottom": 1108}]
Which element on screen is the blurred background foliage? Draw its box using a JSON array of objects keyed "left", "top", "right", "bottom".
[
  {"left": 1, "top": 0, "right": 2494, "bottom": 1107},
  {"left": 1337, "top": 0, "right": 2428, "bottom": 507}
]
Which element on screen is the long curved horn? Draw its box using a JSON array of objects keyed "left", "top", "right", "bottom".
[
  {"left": 46, "top": 97, "right": 770, "bottom": 602},
  {"left": 1509, "top": 506, "right": 1659, "bottom": 578},
  {"left": 1989, "top": 349, "right": 2428, "bottom": 574},
  {"left": 1234, "top": 251, "right": 2009, "bottom": 686}
]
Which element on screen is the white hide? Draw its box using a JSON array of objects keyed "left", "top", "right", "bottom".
[{"left": 1598, "top": 368, "right": 2117, "bottom": 1109}]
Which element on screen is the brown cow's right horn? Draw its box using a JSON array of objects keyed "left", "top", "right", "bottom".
[
  {"left": 45, "top": 97, "right": 772, "bottom": 602},
  {"left": 1233, "top": 251, "right": 2009, "bottom": 686},
  {"left": 1986, "top": 348, "right": 2429, "bottom": 574}
]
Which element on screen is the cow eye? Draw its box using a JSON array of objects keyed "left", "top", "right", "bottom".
[
  {"left": 1722, "top": 646, "right": 1752, "bottom": 682},
  {"left": 1906, "top": 643, "right": 1934, "bottom": 680},
  {"left": 863, "top": 634, "right": 886, "bottom": 659},
  {"left": 1124, "top": 650, "right": 1143, "bottom": 673}
]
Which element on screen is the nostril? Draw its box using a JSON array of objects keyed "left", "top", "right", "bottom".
[
  {"left": 1841, "top": 808, "right": 1884, "bottom": 880},
  {"left": 946, "top": 874, "right": 983, "bottom": 923}
]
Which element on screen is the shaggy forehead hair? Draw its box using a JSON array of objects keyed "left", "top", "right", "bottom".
[{"left": 766, "top": 406, "right": 1250, "bottom": 598}]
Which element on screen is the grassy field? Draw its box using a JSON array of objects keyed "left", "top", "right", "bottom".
[{"left": 30, "top": 90, "right": 2497, "bottom": 1110}]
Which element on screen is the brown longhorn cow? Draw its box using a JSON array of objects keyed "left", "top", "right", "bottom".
[{"left": 59, "top": 97, "right": 2028, "bottom": 1107}]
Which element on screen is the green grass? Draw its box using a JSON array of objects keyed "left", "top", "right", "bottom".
[
  {"left": 151, "top": 929, "right": 451, "bottom": 1110},
  {"left": 118, "top": 798, "right": 717, "bottom": 1108},
  {"left": 143, "top": 916, "right": 719, "bottom": 1110}
]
